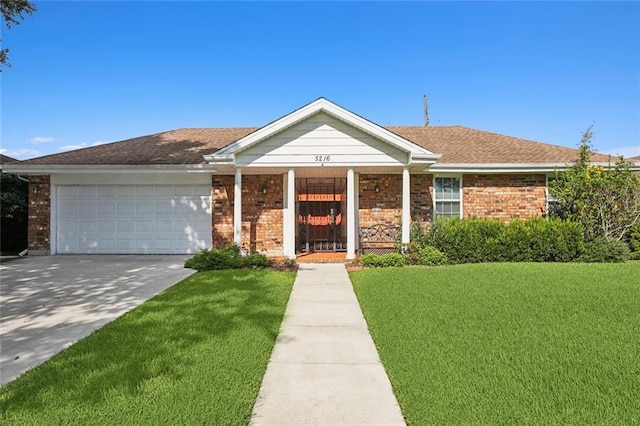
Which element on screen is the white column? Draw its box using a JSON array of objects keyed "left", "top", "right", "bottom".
[
  {"left": 354, "top": 173, "right": 360, "bottom": 252},
  {"left": 347, "top": 168, "right": 356, "bottom": 259},
  {"left": 402, "top": 167, "right": 411, "bottom": 245},
  {"left": 283, "top": 169, "right": 296, "bottom": 259},
  {"left": 234, "top": 168, "right": 242, "bottom": 247}
]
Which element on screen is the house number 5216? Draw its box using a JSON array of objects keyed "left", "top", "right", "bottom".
[{"left": 315, "top": 155, "right": 331, "bottom": 162}]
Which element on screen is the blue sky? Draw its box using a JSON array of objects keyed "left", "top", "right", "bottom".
[{"left": 1, "top": 1, "right": 639, "bottom": 160}]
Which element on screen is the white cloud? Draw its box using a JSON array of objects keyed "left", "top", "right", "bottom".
[
  {"left": 59, "top": 143, "right": 89, "bottom": 151},
  {"left": 59, "top": 140, "right": 110, "bottom": 152},
  {"left": 27, "top": 136, "right": 59, "bottom": 145},
  {"left": 0, "top": 148, "right": 41, "bottom": 160}
]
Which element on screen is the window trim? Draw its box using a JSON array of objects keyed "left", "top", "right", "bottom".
[{"left": 432, "top": 174, "right": 463, "bottom": 219}]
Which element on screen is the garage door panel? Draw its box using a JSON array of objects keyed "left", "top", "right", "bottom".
[
  {"left": 117, "top": 203, "right": 135, "bottom": 215},
  {"left": 78, "top": 186, "right": 97, "bottom": 197},
  {"left": 117, "top": 239, "right": 133, "bottom": 250},
  {"left": 98, "top": 187, "right": 116, "bottom": 197},
  {"left": 136, "top": 203, "right": 154, "bottom": 215},
  {"left": 58, "top": 239, "right": 78, "bottom": 252},
  {"left": 98, "top": 202, "right": 116, "bottom": 215},
  {"left": 59, "top": 186, "right": 78, "bottom": 197},
  {"left": 78, "top": 203, "right": 95, "bottom": 215},
  {"left": 56, "top": 185, "right": 211, "bottom": 254},
  {"left": 156, "top": 186, "right": 174, "bottom": 196},
  {"left": 97, "top": 221, "right": 115, "bottom": 233},
  {"left": 78, "top": 221, "right": 96, "bottom": 233},
  {"left": 117, "top": 220, "right": 134, "bottom": 233},
  {"left": 59, "top": 202, "right": 77, "bottom": 216},
  {"left": 117, "top": 186, "right": 135, "bottom": 197},
  {"left": 156, "top": 220, "right": 173, "bottom": 232},
  {"left": 137, "top": 186, "right": 155, "bottom": 197},
  {"left": 136, "top": 221, "right": 153, "bottom": 232}
]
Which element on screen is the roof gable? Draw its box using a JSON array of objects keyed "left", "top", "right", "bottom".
[
  {"left": 234, "top": 111, "right": 413, "bottom": 168},
  {"left": 204, "top": 98, "right": 440, "bottom": 165}
]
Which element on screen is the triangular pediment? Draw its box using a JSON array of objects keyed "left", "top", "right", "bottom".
[{"left": 204, "top": 98, "right": 440, "bottom": 167}]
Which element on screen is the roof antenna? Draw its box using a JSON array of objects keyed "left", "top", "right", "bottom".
[{"left": 423, "top": 94, "right": 429, "bottom": 126}]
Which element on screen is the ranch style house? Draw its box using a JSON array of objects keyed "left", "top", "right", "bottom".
[{"left": 3, "top": 98, "right": 630, "bottom": 259}]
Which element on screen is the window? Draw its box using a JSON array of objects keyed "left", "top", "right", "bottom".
[
  {"left": 434, "top": 176, "right": 461, "bottom": 218},
  {"left": 546, "top": 176, "right": 562, "bottom": 218}
]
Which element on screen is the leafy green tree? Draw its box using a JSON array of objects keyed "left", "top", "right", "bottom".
[
  {"left": 1, "top": 0, "right": 37, "bottom": 71},
  {"left": 0, "top": 172, "right": 28, "bottom": 252},
  {"left": 549, "top": 126, "right": 640, "bottom": 242}
]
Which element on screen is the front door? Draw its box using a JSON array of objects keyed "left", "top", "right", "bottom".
[{"left": 296, "top": 178, "right": 347, "bottom": 252}]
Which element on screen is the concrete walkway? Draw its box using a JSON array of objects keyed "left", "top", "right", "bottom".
[{"left": 251, "top": 263, "right": 405, "bottom": 426}]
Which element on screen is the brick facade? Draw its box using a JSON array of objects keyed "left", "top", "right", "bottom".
[
  {"left": 358, "top": 174, "right": 434, "bottom": 229},
  {"left": 410, "top": 174, "right": 434, "bottom": 223},
  {"left": 358, "top": 174, "right": 403, "bottom": 228},
  {"left": 463, "top": 174, "right": 547, "bottom": 220},
  {"left": 241, "top": 175, "right": 284, "bottom": 254},
  {"left": 24, "top": 172, "right": 549, "bottom": 256},
  {"left": 28, "top": 175, "right": 51, "bottom": 254},
  {"left": 211, "top": 174, "right": 284, "bottom": 254},
  {"left": 211, "top": 175, "right": 235, "bottom": 247}
]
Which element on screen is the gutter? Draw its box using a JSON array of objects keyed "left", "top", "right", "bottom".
[{"left": 1, "top": 164, "right": 218, "bottom": 175}]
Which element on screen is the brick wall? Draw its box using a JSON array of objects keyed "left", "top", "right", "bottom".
[
  {"left": 463, "top": 174, "right": 547, "bottom": 220},
  {"left": 28, "top": 175, "right": 50, "bottom": 253},
  {"left": 358, "top": 174, "right": 434, "bottom": 228},
  {"left": 211, "top": 175, "right": 234, "bottom": 246},
  {"left": 211, "top": 174, "right": 284, "bottom": 254},
  {"left": 241, "top": 175, "right": 284, "bottom": 254},
  {"left": 358, "top": 174, "right": 403, "bottom": 228},
  {"left": 410, "top": 174, "right": 434, "bottom": 223}
]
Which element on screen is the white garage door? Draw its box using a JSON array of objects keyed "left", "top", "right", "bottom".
[{"left": 56, "top": 185, "right": 211, "bottom": 254}]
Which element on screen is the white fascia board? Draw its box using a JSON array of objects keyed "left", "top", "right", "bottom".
[
  {"left": 202, "top": 154, "right": 234, "bottom": 163},
  {"left": 410, "top": 152, "right": 442, "bottom": 164},
  {"left": 427, "top": 163, "right": 570, "bottom": 173},
  {"left": 428, "top": 161, "right": 640, "bottom": 173},
  {"left": 1, "top": 164, "right": 217, "bottom": 175},
  {"left": 206, "top": 98, "right": 437, "bottom": 161}
]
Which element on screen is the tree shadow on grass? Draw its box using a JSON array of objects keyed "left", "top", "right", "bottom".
[{"left": 0, "top": 269, "right": 295, "bottom": 421}]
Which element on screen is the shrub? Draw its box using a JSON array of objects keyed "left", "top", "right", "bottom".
[
  {"left": 496, "top": 218, "right": 584, "bottom": 262},
  {"left": 361, "top": 253, "right": 407, "bottom": 267},
  {"left": 245, "top": 252, "right": 272, "bottom": 269},
  {"left": 184, "top": 245, "right": 244, "bottom": 271},
  {"left": 416, "top": 217, "right": 585, "bottom": 264},
  {"left": 577, "top": 238, "right": 630, "bottom": 263},
  {"left": 430, "top": 217, "right": 503, "bottom": 264},
  {"left": 417, "top": 246, "right": 448, "bottom": 266}
]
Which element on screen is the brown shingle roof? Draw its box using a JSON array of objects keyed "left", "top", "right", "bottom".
[
  {"left": 388, "top": 126, "right": 616, "bottom": 164},
  {"left": 16, "top": 125, "right": 618, "bottom": 166},
  {"left": 0, "top": 154, "right": 19, "bottom": 164}
]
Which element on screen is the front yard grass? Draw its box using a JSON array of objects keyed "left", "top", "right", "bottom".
[
  {"left": 0, "top": 269, "right": 295, "bottom": 425},
  {"left": 351, "top": 263, "right": 640, "bottom": 425}
]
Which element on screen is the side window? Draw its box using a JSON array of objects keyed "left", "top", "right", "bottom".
[
  {"left": 546, "top": 176, "right": 562, "bottom": 217},
  {"left": 434, "top": 177, "right": 461, "bottom": 218}
]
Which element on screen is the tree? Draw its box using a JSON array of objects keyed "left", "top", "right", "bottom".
[
  {"left": 549, "top": 126, "right": 640, "bottom": 242},
  {"left": 0, "top": 172, "right": 28, "bottom": 253},
  {"left": 1, "top": 0, "right": 37, "bottom": 71}
]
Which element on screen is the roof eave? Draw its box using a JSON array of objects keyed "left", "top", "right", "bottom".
[
  {"left": 427, "top": 163, "right": 573, "bottom": 173},
  {"left": 1, "top": 164, "right": 218, "bottom": 175}
]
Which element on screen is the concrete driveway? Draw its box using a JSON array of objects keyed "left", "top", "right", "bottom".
[{"left": 0, "top": 255, "right": 195, "bottom": 386}]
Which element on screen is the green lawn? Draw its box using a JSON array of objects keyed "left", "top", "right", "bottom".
[
  {"left": 350, "top": 263, "right": 640, "bottom": 425},
  {"left": 0, "top": 269, "right": 295, "bottom": 426}
]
